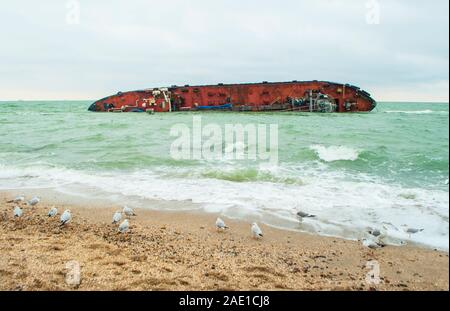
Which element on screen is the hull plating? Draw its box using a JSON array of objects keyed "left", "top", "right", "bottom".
[{"left": 89, "top": 81, "right": 377, "bottom": 113}]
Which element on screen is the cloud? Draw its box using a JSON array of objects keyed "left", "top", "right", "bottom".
[{"left": 0, "top": 0, "right": 448, "bottom": 101}]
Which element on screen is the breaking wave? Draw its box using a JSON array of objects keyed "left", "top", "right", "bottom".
[
  {"left": 384, "top": 110, "right": 448, "bottom": 115},
  {"left": 310, "top": 145, "right": 360, "bottom": 162},
  {"left": 0, "top": 164, "right": 448, "bottom": 251}
]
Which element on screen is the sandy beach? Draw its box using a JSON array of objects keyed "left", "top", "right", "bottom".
[{"left": 0, "top": 191, "right": 448, "bottom": 291}]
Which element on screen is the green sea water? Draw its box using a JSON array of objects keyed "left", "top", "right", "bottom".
[{"left": 0, "top": 101, "right": 448, "bottom": 249}]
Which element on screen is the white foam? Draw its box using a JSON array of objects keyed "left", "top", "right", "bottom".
[
  {"left": 0, "top": 164, "right": 448, "bottom": 251},
  {"left": 310, "top": 145, "right": 360, "bottom": 162},
  {"left": 384, "top": 110, "right": 448, "bottom": 115}
]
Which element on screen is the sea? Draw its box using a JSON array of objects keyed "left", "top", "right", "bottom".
[{"left": 0, "top": 101, "right": 448, "bottom": 250}]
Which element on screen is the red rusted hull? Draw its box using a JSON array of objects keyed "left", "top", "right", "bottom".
[{"left": 89, "top": 81, "right": 376, "bottom": 113}]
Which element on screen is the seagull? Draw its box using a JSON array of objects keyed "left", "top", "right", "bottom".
[
  {"left": 362, "top": 238, "right": 382, "bottom": 249},
  {"left": 215, "top": 217, "right": 229, "bottom": 231},
  {"left": 112, "top": 211, "right": 122, "bottom": 224},
  {"left": 27, "top": 197, "right": 40, "bottom": 206},
  {"left": 7, "top": 195, "right": 25, "bottom": 203},
  {"left": 406, "top": 228, "right": 424, "bottom": 234},
  {"left": 367, "top": 227, "right": 385, "bottom": 237},
  {"left": 297, "top": 211, "right": 316, "bottom": 222},
  {"left": 13, "top": 206, "right": 23, "bottom": 218},
  {"left": 123, "top": 206, "right": 136, "bottom": 217},
  {"left": 368, "top": 229, "right": 382, "bottom": 237},
  {"left": 251, "top": 223, "right": 263, "bottom": 239},
  {"left": 48, "top": 207, "right": 58, "bottom": 217},
  {"left": 118, "top": 219, "right": 129, "bottom": 233},
  {"left": 60, "top": 210, "right": 72, "bottom": 227}
]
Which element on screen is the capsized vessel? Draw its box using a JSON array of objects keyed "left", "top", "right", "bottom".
[{"left": 88, "top": 80, "right": 377, "bottom": 113}]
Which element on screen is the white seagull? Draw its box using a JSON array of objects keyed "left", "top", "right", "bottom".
[
  {"left": 118, "top": 219, "right": 129, "bottom": 233},
  {"left": 368, "top": 229, "right": 382, "bottom": 237},
  {"left": 112, "top": 211, "right": 122, "bottom": 224},
  {"left": 367, "top": 227, "right": 387, "bottom": 238},
  {"left": 297, "top": 210, "right": 316, "bottom": 222},
  {"left": 362, "top": 238, "right": 382, "bottom": 249},
  {"left": 123, "top": 206, "right": 136, "bottom": 217},
  {"left": 215, "top": 217, "right": 229, "bottom": 231},
  {"left": 60, "top": 210, "right": 72, "bottom": 226},
  {"left": 406, "top": 228, "right": 424, "bottom": 234},
  {"left": 251, "top": 223, "right": 263, "bottom": 239},
  {"left": 27, "top": 197, "right": 40, "bottom": 206},
  {"left": 8, "top": 195, "right": 25, "bottom": 203},
  {"left": 13, "top": 206, "right": 23, "bottom": 218},
  {"left": 48, "top": 207, "right": 58, "bottom": 217}
]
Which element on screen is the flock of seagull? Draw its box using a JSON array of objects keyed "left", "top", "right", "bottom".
[
  {"left": 7, "top": 194, "right": 424, "bottom": 246},
  {"left": 8, "top": 194, "right": 266, "bottom": 239},
  {"left": 10, "top": 194, "right": 138, "bottom": 233},
  {"left": 10, "top": 195, "right": 73, "bottom": 227}
]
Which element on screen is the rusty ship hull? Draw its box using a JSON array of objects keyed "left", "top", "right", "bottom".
[{"left": 88, "top": 81, "right": 377, "bottom": 113}]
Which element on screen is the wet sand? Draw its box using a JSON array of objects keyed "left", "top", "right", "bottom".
[{"left": 0, "top": 192, "right": 448, "bottom": 291}]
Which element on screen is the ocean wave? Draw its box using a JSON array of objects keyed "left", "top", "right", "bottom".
[
  {"left": 0, "top": 164, "right": 448, "bottom": 251},
  {"left": 200, "top": 168, "right": 304, "bottom": 184},
  {"left": 384, "top": 110, "right": 449, "bottom": 115},
  {"left": 310, "top": 145, "right": 360, "bottom": 162}
]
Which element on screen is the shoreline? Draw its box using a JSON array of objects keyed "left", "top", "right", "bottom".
[{"left": 0, "top": 191, "right": 448, "bottom": 291}]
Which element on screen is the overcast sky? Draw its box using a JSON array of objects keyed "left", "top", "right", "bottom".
[{"left": 1, "top": 0, "right": 448, "bottom": 101}]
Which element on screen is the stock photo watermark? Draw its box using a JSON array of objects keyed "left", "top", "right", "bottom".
[
  {"left": 365, "top": 260, "right": 381, "bottom": 285},
  {"left": 65, "top": 260, "right": 81, "bottom": 287},
  {"left": 170, "top": 116, "right": 279, "bottom": 165},
  {"left": 66, "top": 0, "right": 81, "bottom": 25},
  {"left": 366, "top": 0, "right": 381, "bottom": 25}
]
